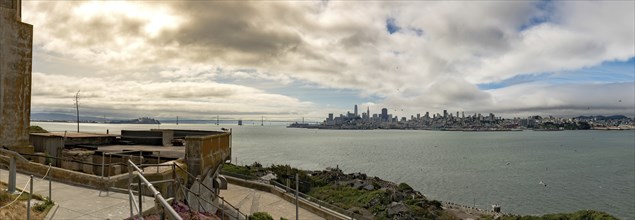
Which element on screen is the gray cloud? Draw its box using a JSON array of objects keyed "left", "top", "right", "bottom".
[{"left": 22, "top": 1, "right": 635, "bottom": 119}]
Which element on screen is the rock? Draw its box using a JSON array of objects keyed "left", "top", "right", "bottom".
[
  {"left": 387, "top": 202, "right": 410, "bottom": 216},
  {"left": 366, "top": 197, "right": 381, "bottom": 208},
  {"left": 363, "top": 183, "right": 374, "bottom": 191}
]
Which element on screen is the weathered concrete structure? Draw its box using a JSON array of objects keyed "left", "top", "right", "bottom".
[{"left": 0, "top": 0, "right": 33, "bottom": 152}]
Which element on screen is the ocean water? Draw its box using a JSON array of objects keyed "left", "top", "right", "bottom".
[{"left": 33, "top": 122, "right": 635, "bottom": 219}]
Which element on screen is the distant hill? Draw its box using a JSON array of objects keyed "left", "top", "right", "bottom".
[
  {"left": 575, "top": 115, "right": 630, "bottom": 120},
  {"left": 31, "top": 113, "right": 107, "bottom": 122}
]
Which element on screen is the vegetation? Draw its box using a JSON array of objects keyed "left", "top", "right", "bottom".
[
  {"left": 248, "top": 212, "right": 273, "bottom": 220},
  {"left": 224, "top": 163, "right": 619, "bottom": 220},
  {"left": 222, "top": 163, "right": 257, "bottom": 179},
  {"left": 28, "top": 125, "right": 48, "bottom": 133},
  {"left": 0, "top": 186, "right": 53, "bottom": 219},
  {"left": 483, "top": 210, "right": 618, "bottom": 220},
  {"left": 33, "top": 198, "right": 54, "bottom": 212}
]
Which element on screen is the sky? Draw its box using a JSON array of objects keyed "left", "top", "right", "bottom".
[{"left": 22, "top": 0, "right": 635, "bottom": 121}]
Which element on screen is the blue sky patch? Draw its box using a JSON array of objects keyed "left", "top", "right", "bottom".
[
  {"left": 386, "top": 17, "right": 401, "bottom": 34},
  {"left": 478, "top": 57, "right": 635, "bottom": 90}
]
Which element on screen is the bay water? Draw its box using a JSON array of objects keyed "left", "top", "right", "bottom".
[{"left": 33, "top": 122, "right": 635, "bottom": 219}]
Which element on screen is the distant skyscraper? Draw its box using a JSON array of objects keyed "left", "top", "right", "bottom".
[
  {"left": 366, "top": 106, "right": 370, "bottom": 119},
  {"left": 443, "top": 110, "right": 448, "bottom": 119},
  {"left": 354, "top": 105, "right": 358, "bottom": 116},
  {"left": 381, "top": 108, "right": 388, "bottom": 121}
]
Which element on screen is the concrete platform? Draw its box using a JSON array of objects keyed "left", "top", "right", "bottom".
[
  {"left": 220, "top": 184, "right": 324, "bottom": 220},
  {"left": 1, "top": 168, "right": 155, "bottom": 220}
]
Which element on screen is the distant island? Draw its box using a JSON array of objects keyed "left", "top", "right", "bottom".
[
  {"left": 289, "top": 105, "right": 635, "bottom": 131},
  {"left": 106, "top": 117, "right": 161, "bottom": 124},
  {"left": 31, "top": 113, "right": 161, "bottom": 124}
]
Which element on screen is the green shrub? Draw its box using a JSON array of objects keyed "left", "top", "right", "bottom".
[
  {"left": 29, "top": 125, "right": 48, "bottom": 133},
  {"left": 0, "top": 191, "right": 13, "bottom": 206},
  {"left": 398, "top": 182, "right": 413, "bottom": 191},
  {"left": 249, "top": 212, "right": 273, "bottom": 220},
  {"left": 33, "top": 198, "right": 55, "bottom": 212}
]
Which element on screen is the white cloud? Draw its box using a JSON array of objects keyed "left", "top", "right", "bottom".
[{"left": 22, "top": 1, "right": 635, "bottom": 119}]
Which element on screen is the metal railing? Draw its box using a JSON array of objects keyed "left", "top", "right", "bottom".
[
  {"left": 222, "top": 170, "right": 372, "bottom": 220},
  {"left": 173, "top": 163, "right": 248, "bottom": 220},
  {"left": 127, "top": 160, "right": 182, "bottom": 220}
]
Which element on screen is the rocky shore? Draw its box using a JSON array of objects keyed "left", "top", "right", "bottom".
[{"left": 222, "top": 163, "right": 618, "bottom": 220}]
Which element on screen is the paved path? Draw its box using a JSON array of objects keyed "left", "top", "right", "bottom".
[
  {"left": 1, "top": 168, "right": 155, "bottom": 220},
  {"left": 220, "top": 184, "right": 324, "bottom": 220},
  {"left": 2, "top": 168, "right": 324, "bottom": 220}
]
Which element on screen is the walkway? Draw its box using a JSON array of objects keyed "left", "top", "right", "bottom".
[
  {"left": 1, "top": 168, "right": 155, "bottom": 220},
  {"left": 220, "top": 184, "right": 324, "bottom": 220}
]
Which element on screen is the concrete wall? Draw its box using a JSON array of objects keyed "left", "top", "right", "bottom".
[
  {"left": 185, "top": 132, "right": 231, "bottom": 183},
  {"left": 122, "top": 130, "right": 163, "bottom": 145},
  {"left": 0, "top": 0, "right": 32, "bottom": 151},
  {"left": 185, "top": 132, "right": 231, "bottom": 212}
]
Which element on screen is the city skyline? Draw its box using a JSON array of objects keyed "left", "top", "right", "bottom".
[{"left": 22, "top": 1, "right": 635, "bottom": 120}]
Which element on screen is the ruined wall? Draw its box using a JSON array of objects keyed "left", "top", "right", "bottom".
[{"left": 0, "top": 0, "right": 33, "bottom": 150}]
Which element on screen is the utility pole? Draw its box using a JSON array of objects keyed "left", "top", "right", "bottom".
[{"left": 74, "top": 90, "right": 80, "bottom": 132}]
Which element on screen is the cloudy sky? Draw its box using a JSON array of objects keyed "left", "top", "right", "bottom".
[{"left": 23, "top": 1, "right": 634, "bottom": 121}]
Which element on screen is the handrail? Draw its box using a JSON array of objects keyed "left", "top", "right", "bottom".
[
  {"left": 224, "top": 170, "right": 372, "bottom": 220},
  {"left": 128, "top": 160, "right": 182, "bottom": 220},
  {"left": 173, "top": 161, "right": 248, "bottom": 218},
  {"left": 173, "top": 165, "right": 248, "bottom": 219}
]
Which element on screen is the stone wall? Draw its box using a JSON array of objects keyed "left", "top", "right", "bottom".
[{"left": 0, "top": 0, "right": 32, "bottom": 151}]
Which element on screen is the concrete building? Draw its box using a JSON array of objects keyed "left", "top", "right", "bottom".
[
  {"left": 381, "top": 108, "right": 388, "bottom": 122},
  {"left": 0, "top": 0, "right": 33, "bottom": 152},
  {"left": 354, "top": 104, "right": 358, "bottom": 117}
]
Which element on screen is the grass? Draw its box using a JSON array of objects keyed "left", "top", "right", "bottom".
[
  {"left": 222, "top": 163, "right": 256, "bottom": 179},
  {"left": 481, "top": 210, "right": 619, "bottom": 220},
  {"left": 0, "top": 184, "right": 54, "bottom": 220},
  {"left": 308, "top": 186, "right": 385, "bottom": 210},
  {"left": 28, "top": 125, "right": 48, "bottom": 133}
]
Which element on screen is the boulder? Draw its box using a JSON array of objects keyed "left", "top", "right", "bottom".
[{"left": 387, "top": 202, "right": 410, "bottom": 216}]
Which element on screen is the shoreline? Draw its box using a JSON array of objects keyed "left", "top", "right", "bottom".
[{"left": 221, "top": 163, "right": 618, "bottom": 220}]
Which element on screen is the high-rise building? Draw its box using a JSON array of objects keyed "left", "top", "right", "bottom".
[
  {"left": 443, "top": 110, "right": 448, "bottom": 119},
  {"left": 381, "top": 108, "right": 388, "bottom": 121},
  {"left": 366, "top": 107, "right": 370, "bottom": 119},
  {"left": 354, "top": 105, "right": 358, "bottom": 117}
]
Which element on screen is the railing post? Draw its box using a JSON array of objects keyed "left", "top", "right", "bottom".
[
  {"left": 138, "top": 177, "right": 143, "bottom": 214},
  {"left": 221, "top": 197, "right": 225, "bottom": 219},
  {"left": 8, "top": 156, "right": 16, "bottom": 193},
  {"left": 48, "top": 163, "right": 52, "bottom": 201},
  {"left": 295, "top": 173, "right": 299, "bottom": 220},
  {"left": 28, "top": 175, "right": 33, "bottom": 220},
  {"left": 157, "top": 151, "right": 161, "bottom": 173},
  {"left": 128, "top": 159, "right": 134, "bottom": 217},
  {"left": 171, "top": 163, "right": 176, "bottom": 199}
]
